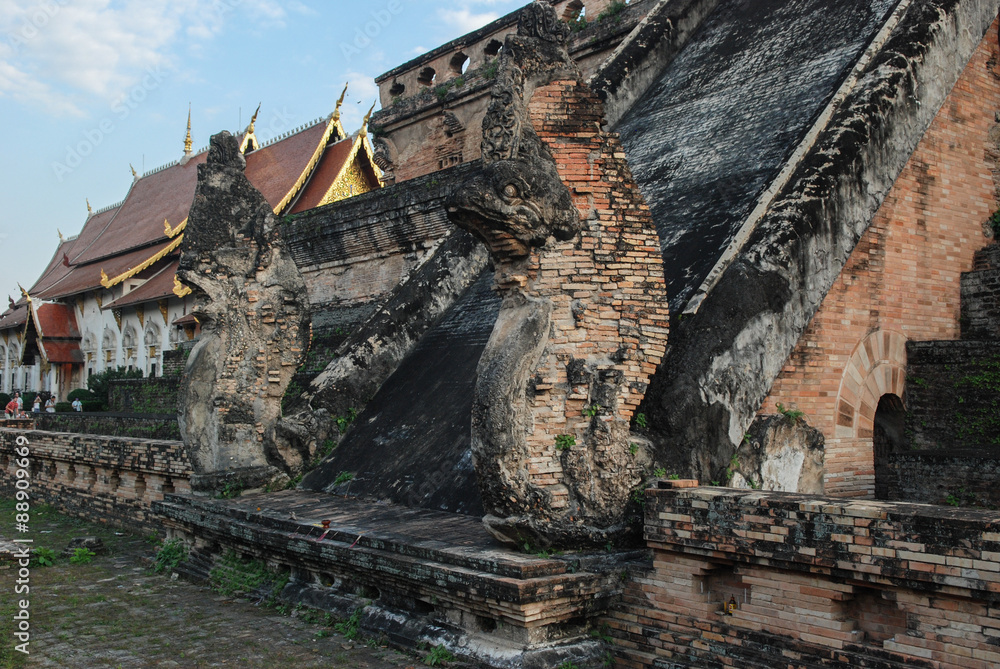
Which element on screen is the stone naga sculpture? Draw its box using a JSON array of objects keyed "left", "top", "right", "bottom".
[
  {"left": 177, "top": 131, "right": 310, "bottom": 489},
  {"left": 447, "top": 2, "right": 670, "bottom": 548}
]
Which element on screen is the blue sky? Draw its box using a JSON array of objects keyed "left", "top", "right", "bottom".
[{"left": 0, "top": 0, "right": 524, "bottom": 303}]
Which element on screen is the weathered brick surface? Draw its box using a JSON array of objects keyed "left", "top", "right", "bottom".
[
  {"left": 518, "top": 80, "right": 670, "bottom": 510},
  {"left": 905, "top": 340, "right": 999, "bottom": 450},
  {"left": 283, "top": 164, "right": 477, "bottom": 314},
  {"left": 961, "top": 254, "right": 1000, "bottom": 339},
  {"left": 884, "top": 448, "right": 1000, "bottom": 506},
  {"left": 607, "top": 486, "right": 1000, "bottom": 668},
  {"left": 0, "top": 428, "right": 192, "bottom": 530},
  {"left": 763, "top": 20, "right": 1000, "bottom": 498}
]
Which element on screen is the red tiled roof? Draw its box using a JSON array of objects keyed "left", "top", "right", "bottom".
[
  {"left": 288, "top": 137, "right": 356, "bottom": 214},
  {"left": 36, "top": 302, "right": 80, "bottom": 339},
  {"left": 25, "top": 115, "right": 344, "bottom": 303},
  {"left": 60, "top": 205, "right": 119, "bottom": 269},
  {"left": 70, "top": 155, "right": 207, "bottom": 266},
  {"left": 103, "top": 260, "right": 178, "bottom": 310},
  {"left": 41, "top": 340, "right": 83, "bottom": 364},
  {"left": 20, "top": 302, "right": 82, "bottom": 365},
  {"left": 245, "top": 120, "right": 330, "bottom": 209},
  {"left": 29, "top": 236, "right": 84, "bottom": 297},
  {"left": 172, "top": 313, "right": 198, "bottom": 326},
  {"left": 0, "top": 301, "right": 28, "bottom": 331},
  {"left": 35, "top": 244, "right": 175, "bottom": 300}
]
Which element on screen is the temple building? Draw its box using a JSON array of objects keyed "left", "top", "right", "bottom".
[{"left": 0, "top": 91, "right": 381, "bottom": 400}]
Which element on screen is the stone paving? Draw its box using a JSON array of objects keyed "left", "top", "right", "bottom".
[{"left": 0, "top": 500, "right": 425, "bottom": 669}]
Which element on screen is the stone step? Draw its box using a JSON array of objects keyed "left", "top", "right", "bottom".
[
  {"left": 154, "top": 491, "right": 626, "bottom": 630},
  {"left": 159, "top": 490, "right": 573, "bottom": 579}
]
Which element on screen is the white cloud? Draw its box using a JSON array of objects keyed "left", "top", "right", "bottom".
[
  {"left": 436, "top": 8, "right": 501, "bottom": 34},
  {"left": 0, "top": 0, "right": 288, "bottom": 116}
]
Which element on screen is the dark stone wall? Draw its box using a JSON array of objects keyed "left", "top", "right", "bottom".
[
  {"left": 905, "top": 340, "right": 1000, "bottom": 450},
  {"left": 108, "top": 378, "right": 180, "bottom": 414},
  {"left": 961, "top": 243, "right": 1000, "bottom": 340},
  {"left": 162, "top": 348, "right": 188, "bottom": 377},
  {"left": 32, "top": 413, "right": 180, "bottom": 441},
  {"left": 884, "top": 448, "right": 1000, "bottom": 507},
  {"left": 633, "top": 0, "right": 1000, "bottom": 481}
]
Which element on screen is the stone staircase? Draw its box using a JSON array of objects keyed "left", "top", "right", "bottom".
[{"left": 891, "top": 241, "right": 1000, "bottom": 505}]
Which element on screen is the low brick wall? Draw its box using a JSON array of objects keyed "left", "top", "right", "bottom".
[
  {"left": 906, "top": 340, "right": 999, "bottom": 450},
  {"left": 32, "top": 412, "right": 180, "bottom": 441},
  {"left": 0, "top": 428, "right": 193, "bottom": 531},
  {"left": 108, "top": 377, "right": 180, "bottom": 413},
  {"left": 884, "top": 448, "right": 1000, "bottom": 507},
  {"left": 608, "top": 482, "right": 1000, "bottom": 668}
]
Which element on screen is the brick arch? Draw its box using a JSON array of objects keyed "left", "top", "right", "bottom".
[
  {"left": 828, "top": 329, "right": 908, "bottom": 497},
  {"left": 835, "top": 329, "right": 908, "bottom": 438}
]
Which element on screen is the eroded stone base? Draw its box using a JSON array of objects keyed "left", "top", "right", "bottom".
[{"left": 154, "top": 491, "right": 638, "bottom": 668}]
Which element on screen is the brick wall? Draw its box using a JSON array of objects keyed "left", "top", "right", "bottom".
[
  {"left": 762, "top": 20, "right": 1000, "bottom": 498},
  {"left": 517, "top": 79, "right": 670, "bottom": 508},
  {"left": 108, "top": 377, "right": 180, "bottom": 413},
  {"left": 607, "top": 482, "right": 1000, "bottom": 668},
  {"left": 162, "top": 348, "right": 188, "bottom": 377},
  {"left": 0, "top": 428, "right": 192, "bottom": 531},
  {"left": 371, "top": 0, "right": 654, "bottom": 184},
  {"left": 884, "top": 448, "right": 1000, "bottom": 507},
  {"left": 283, "top": 163, "right": 477, "bottom": 314},
  {"left": 961, "top": 243, "right": 1000, "bottom": 340},
  {"left": 906, "top": 340, "right": 999, "bottom": 450}
]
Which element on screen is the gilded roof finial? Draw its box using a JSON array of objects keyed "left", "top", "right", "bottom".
[
  {"left": 86, "top": 198, "right": 92, "bottom": 215},
  {"left": 184, "top": 104, "right": 193, "bottom": 155},
  {"left": 240, "top": 103, "right": 262, "bottom": 154},
  {"left": 18, "top": 284, "right": 30, "bottom": 303},
  {"left": 248, "top": 103, "right": 260, "bottom": 133},
  {"left": 130, "top": 163, "right": 138, "bottom": 179},
  {"left": 359, "top": 101, "right": 377, "bottom": 138},
  {"left": 332, "top": 82, "right": 348, "bottom": 122},
  {"left": 58, "top": 229, "right": 64, "bottom": 242}
]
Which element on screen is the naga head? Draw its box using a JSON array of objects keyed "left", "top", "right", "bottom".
[{"left": 446, "top": 2, "right": 580, "bottom": 263}]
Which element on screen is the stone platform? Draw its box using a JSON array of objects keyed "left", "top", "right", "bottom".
[{"left": 154, "top": 491, "right": 637, "bottom": 668}]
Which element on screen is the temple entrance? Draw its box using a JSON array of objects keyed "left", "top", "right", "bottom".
[{"left": 873, "top": 393, "right": 906, "bottom": 500}]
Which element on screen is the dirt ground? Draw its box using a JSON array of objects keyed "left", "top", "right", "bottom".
[{"left": 0, "top": 499, "right": 424, "bottom": 668}]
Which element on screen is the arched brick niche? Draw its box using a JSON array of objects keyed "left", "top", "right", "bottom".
[{"left": 827, "top": 329, "right": 907, "bottom": 498}]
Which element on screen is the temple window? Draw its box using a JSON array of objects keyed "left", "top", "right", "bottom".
[
  {"left": 418, "top": 67, "right": 436, "bottom": 86},
  {"left": 449, "top": 52, "right": 470, "bottom": 76}
]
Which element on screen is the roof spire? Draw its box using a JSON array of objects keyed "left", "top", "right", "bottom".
[
  {"left": 248, "top": 103, "right": 260, "bottom": 133},
  {"left": 332, "top": 82, "right": 348, "bottom": 122},
  {"left": 359, "top": 101, "right": 376, "bottom": 138},
  {"left": 240, "top": 102, "right": 262, "bottom": 154},
  {"left": 184, "top": 104, "right": 193, "bottom": 155}
]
